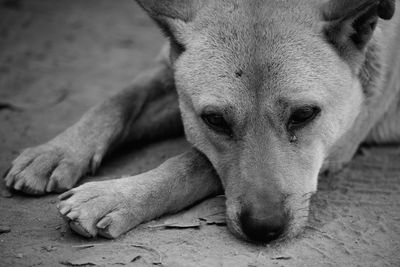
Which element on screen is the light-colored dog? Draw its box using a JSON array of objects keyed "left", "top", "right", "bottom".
[{"left": 4, "top": 0, "right": 400, "bottom": 243}]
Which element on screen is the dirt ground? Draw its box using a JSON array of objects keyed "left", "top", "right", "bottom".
[{"left": 0, "top": 1, "right": 399, "bottom": 266}]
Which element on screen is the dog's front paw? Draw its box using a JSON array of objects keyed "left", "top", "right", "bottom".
[
  {"left": 57, "top": 179, "right": 144, "bottom": 239},
  {"left": 4, "top": 142, "right": 98, "bottom": 195}
]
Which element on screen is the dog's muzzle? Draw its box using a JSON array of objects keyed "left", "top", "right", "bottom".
[{"left": 239, "top": 200, "right": 288, "bottom": 243}]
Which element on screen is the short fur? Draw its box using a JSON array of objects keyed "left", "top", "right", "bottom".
[{"left": 4, "top": 0, "right": 400, "bottom": 242}]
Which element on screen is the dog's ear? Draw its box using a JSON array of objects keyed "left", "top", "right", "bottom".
[
  {"left": 135, "top": 0, "right": 206, "bottom": 49},
  {"left": 135, "top": 0, "right": 205, "bottom": 22},
  {"left": 323, "top": 0, "right": 395, "bottom": 53}
]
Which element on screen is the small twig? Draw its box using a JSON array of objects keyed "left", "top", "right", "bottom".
[
  {"left": 147, "top": 222, "right": 181, "bottom": 228},
  {"left": 271, "top": 256, "right": 292, "bottom": 260},
  {"left": 147, "top": 221, "right": 200, "bottom": 229},
  {"left": 71, "top": 243, "right": 104, "bottom": 249},
  {"left": 0, "top": 102, "right": 24, "bottom": 111}
]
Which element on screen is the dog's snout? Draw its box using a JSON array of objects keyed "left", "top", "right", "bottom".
[{"left": 239, "top": 203, "right": 287, "bottom": 243}]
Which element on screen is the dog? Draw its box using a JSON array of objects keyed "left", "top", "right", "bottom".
[{"left": 4, "top": 0, "right": 400, "bottom": 243}]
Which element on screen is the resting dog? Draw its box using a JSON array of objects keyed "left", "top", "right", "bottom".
[{"left": 4, "top": 0, "right": 400, "bottom": 243}]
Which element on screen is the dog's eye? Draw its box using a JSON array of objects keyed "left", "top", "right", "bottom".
[
  {"left": 201, "top": 113, "right": 232, "bottom": 136},
  {"left": 288, "top": 106, "right": 321, "bottom": 130}
]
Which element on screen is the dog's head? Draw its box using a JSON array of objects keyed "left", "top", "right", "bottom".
[{"left": 136, "top": 0, "right": 396, "bottom": 243}]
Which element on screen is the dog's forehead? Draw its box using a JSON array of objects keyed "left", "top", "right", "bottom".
[
  {"left": 180, "top": 6, "right": 333, "bottom": 98},
  {"left": 175, "top": 0, "right": 352, "bottom": 115}
]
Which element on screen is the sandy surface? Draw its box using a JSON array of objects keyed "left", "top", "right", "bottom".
[{"left": 0, "top": 1, "right": 399, "bottom": 266}]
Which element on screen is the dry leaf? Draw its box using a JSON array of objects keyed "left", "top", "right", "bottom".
[{"left": 60, "top": 252, "right": 141, "bottom": 266}]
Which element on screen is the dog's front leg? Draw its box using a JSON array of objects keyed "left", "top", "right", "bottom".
[
  {"left": 57, "top": 150, "right": 222, "bottom": 238},
  {"left": 4, "top": 63, "right": 178, "bottom": 195}
]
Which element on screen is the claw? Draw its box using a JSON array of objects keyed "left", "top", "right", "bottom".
[
  {"left": 69, "top": 221, "right": 93, "bottom": 238},
  {"left": 14, "top": 179, "right": 24, "bottom": 190},
  {"left": 4, "top": 176, "right": 13, "bottom": 187},
  {"left": 2, "top": 167, "right": 11, "bottom": 179},
  {"left": 66, "top": 211, "right": 80, "bottom": 221},
  {"left": 58, "top": 190, "right": 74, "bottom": 200},
  {"left": 98, "top": 229, "right": 114, "bottom": 239},
  {"left": 96, "top": 216, "right": 112, "bottom": 229},
  {"left": 59, "top": 205, "right": 72, "bottom": 215},
  {"left": 46, "top": 178, "right": 56, "bottom": 192}
]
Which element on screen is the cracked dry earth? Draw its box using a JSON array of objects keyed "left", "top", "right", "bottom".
[{"left": 0, "top": 1, "right": 399, "bottom": 266}]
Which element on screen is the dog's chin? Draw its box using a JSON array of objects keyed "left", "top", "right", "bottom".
[
  {"left": 225, "top": 202, "right": 248, "bottom": 241},
  {"left": 225, "top": 211, "right": 247, "bottom": 241}
]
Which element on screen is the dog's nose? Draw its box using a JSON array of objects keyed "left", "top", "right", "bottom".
[{"left": 239, "top": 205, "right": 287, "bottom": 243}]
